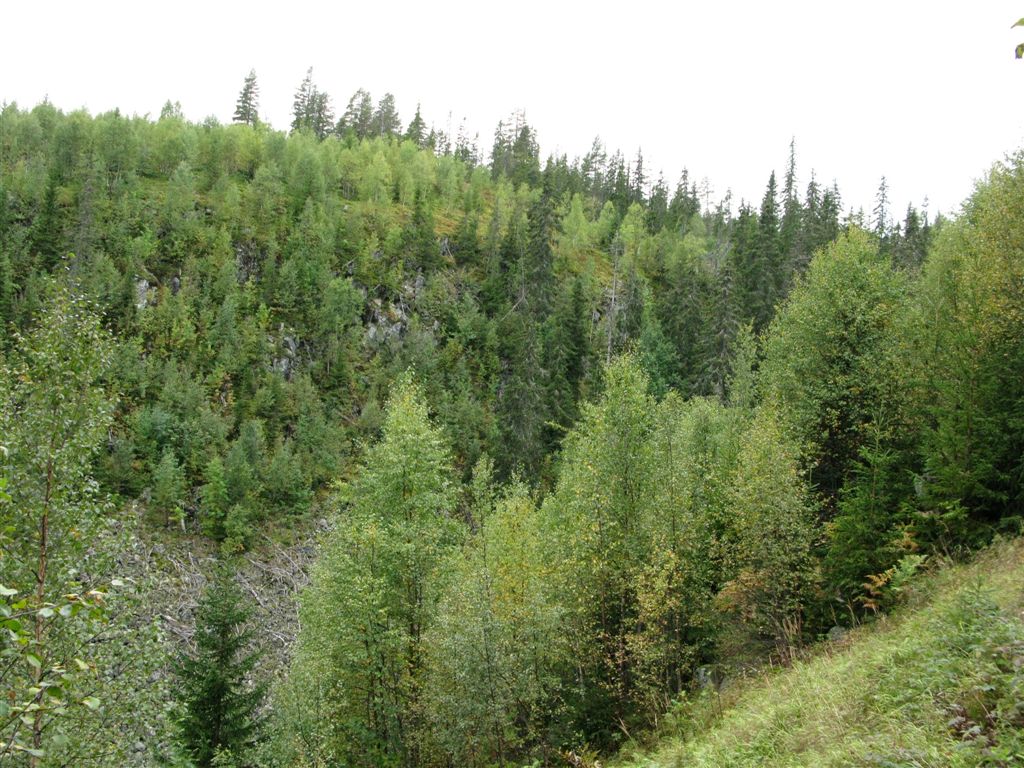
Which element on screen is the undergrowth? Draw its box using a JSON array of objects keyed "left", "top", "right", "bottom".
[{"left": 614, "top": 538, "right": 1024, "bottom": 768}]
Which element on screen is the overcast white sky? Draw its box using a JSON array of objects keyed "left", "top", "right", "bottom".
[{"left": 3, "top": 2, "right": 1022, "bottom": 218}]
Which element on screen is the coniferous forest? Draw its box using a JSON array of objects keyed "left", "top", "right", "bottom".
[{"left": 1, "top": 65, "right": 1023, "bottom": 767}]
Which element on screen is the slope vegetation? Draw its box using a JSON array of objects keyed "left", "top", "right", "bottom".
[{"left": 617, "top": 538, "right": 1024, "bottom": 768}]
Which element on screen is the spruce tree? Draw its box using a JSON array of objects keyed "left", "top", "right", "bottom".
[
  {"left": 405, "top": 187, "right": 437, "bottom": 270},
  {"left": 337, "top": 88, "right": 374, "bottom": 139},
  {"left": 152, "top": 447, "right": 185, "bottom": 528},
  {"left": 0, "top": 248, "right": 13, "bottom": 329},
  {"left": 290, "top": 68, "right": 314, "bottom": 134},
  {"left": 174, "top": 566, "right": 264, "bottom": 767},
  {"left": 872, "top": 175, "right": 890, "bottom": 238},
  {"left": 200, "top": 455, "right": 230, "bottom": 540},
  {"left": 753, "top": 171, "right": 782, "bottom": 330},
  {"left": 372, "top": 93, "right": 401, "bottom": 137},
  {"left": 523, "top": 174, "right": 556, "bottom": 319},
  {"left": 233, "top": 69, "right": 259, "bottom": 126},
  {"left": 308, "top": 90, "right": 334, "bottom": 140},
  {"left": 631, "top": 147, "right": 646, "bottom": 204},
  {"left": 404, "top": 103, "right": 427, "bottom": 146},
  {"left": 30, "top": 174, "right": 62, "bottom": 270},
  {"left": 780, "top": 139, "right": 803, "bottom": 283}
]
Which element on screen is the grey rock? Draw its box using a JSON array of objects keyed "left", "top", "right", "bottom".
[{"left": 827, "top": 625, "right": 849, "bottom": 643}]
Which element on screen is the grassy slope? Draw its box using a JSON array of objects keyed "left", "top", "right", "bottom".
[{"left": 616, "top": 539, "right": 1024, "bottom": 768}]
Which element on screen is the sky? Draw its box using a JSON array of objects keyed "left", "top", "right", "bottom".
[{"left": 3, "top": 1, "right": 1023, "bottom": 219}]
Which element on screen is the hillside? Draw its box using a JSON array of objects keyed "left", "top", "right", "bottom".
[
  {"left": 616, "top": 539, "right": 1024, "bottom": 768},
  {"left": 1, "top": 94, "right": 1023, "bottom": 767}
]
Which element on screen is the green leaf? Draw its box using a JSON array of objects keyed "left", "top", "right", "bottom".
[
  {"left": 0, "top": 585, "right": 16, "bottom": 597},
  {"left": 38, "top": 607, "right": 54, "bottom": 619},
  {"left": 25, "top": 653, "right": 41, "bottom": 670},
  {"left": 81, "top": 696, "right": 100, "bottom": 711},
  {"left": 1016, "top": 42, "right": 1024, "bottom": 59},
  {"left": 1013, "top": 17, "right": 1024, "bottom": 27}
]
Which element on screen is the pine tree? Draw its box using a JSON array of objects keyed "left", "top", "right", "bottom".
[
  {"left": 288, "top": 69, "right": 333, "bottom": 139},
  {"left": 580, "top": 136, "right": 607, "bottom": 197},
  {"left": 541, "top": 278, "right": 589, "bottom": 451},
  {"left": 646, "top": 173, "right": 669, "bottom": 233},
  {"left": 233, "top": 69, "right": 259, "bottom": 126},
  {"left": 729, "top": 202, "right": 760, "bottom": 326},
  {"left": 405, "top": 187, "right": 437, "bottom": 270},
  {"left": 489, "top": 119, "right": 510, "bottom": 180},
  {"left": 174, "top": 566, "right": 264, "bottom": 767},
  {"left": 893, "top": 203, "right": 929, "bottom": 270},
  {"left": 509, "top": 120, "right": 540, "bottom": 188},
  {"left": 819, "top": 183, "right": 842, "bottom": 248},
  {"left": 667, "top": 169, "right": 700, "bottom": 233},
  {"left": 760, "top": 228, "right": 906, "bottom": 508}
]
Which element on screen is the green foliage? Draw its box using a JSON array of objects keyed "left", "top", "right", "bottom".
[
  {"left": 422, "top": 481, "right": 566, "bottom": 766},
  {"left": 233, "top": 70, "right": 259, "bottom": 127},
  {"left": 619, "top": 539, "right": 1024, "bottom": 768},
  {"left": 279, "top": 376, "right": 459, "bottom": 766},
  {"left": 716, "top": 412, "right": 818, "bottom": 661},
  {"left": 0, "top": 279, "right": 135, "bottom": 763},
  {"left": 152, "top": 447, "right": 186, "bottom": 528},
  {"left": 761, "top": 227, "right": 908, "bottom": 505},
  {"left": 545, "top": 354, "right": 658, "bottom": 744},
  {"left": 6, "top": 96, "right": 1024, "bottom": 768},
  {"left": 908, "top": 157, "right": 1024, "bottom": 529},
  {"left": 174, "top": 565, "right": 264, "bottom": 767},
  {"left": 200, "top": 455, "right": 230, "bottom": 540},
  {"left": 0, "top": 101, "right": 861, "bottom": 550},
  {"left": 631, "top": 394, "right": 742, "bottom": 710}
]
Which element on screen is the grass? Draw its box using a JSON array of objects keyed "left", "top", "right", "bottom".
[{"left": 614, "top": 538, "right": 1024, "bottom": 768}]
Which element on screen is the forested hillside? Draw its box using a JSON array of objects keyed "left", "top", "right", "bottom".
[{"left": 0, "top": 76, "right": 1021, "bottom": 767}]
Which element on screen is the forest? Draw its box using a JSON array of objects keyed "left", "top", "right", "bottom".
[{"left": 0, "top": 67, "right": 1021, "bottom": 767}]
